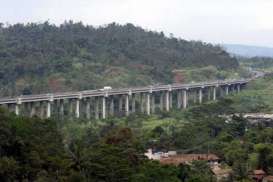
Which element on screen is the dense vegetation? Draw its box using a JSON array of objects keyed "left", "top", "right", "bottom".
[
  {"left": 1, "top": 75, "right": 273, "bottom": 181},
  {"left": 0, "top": 109, "right": 215, "bottom": 182},
  {"left": 239, "top": 56, "right": 273, "bottom": 72},
  {"left": 0, "top": 21, "right": 239, "bottom": 96}
]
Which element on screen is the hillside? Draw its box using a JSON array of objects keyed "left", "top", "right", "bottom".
[
  {"left": 0, "top": 22, "right": 239, "bottom": 96},
  {"left": 1, "top": 75, "right": 273, "bottom": 181},
  {"left": 223, "top": 44, "right": 273, "bottom": 58}
]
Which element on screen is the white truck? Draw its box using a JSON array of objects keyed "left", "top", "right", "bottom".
[{"left": 99, "top": 86, "right": 112, "bottom": 91}]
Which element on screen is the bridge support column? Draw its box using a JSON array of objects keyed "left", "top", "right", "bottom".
[
  {"left": 39, "top": 102, "right": 45, "bottom": 119},
  {"left": 169, "top": 92, "right": 173, "bottom": 109},
  {"left": 125, "top": 95, "right": 129, "bottom": 116},
  {"left": 110, "top": 97, "right": 114, "bottom": 116},
  {"left": 165, "top": 91, "right": 170, "bottom": 111},
  {"left": 225, "top": 86, "right": 229, "bottom": 95},
  {"left": 232, "top": 85, "right": 236, "bottom": 92},
  {"left": 46, "top": 101, "right": 52, "bottom": 118},
  {"left": 183, "top": 90, "right": 187, "bottom": 109},
  {"left": 102, "top": 97, "right": 106, "bottom": 119},
  {"left": 15, "top": 104, "right": 20, "bottom": 116},
  {"left": 15, "top": 98, "right": 22, "bottom": 116},
  {"left": 237, "top": 84, "right": 241, "bottom": 93},
  {"left": 86, "top": 98, "right": 91, "bottom": 119},
  {"left": 199, "top": 89, "right": 203, "bottom": 104},
  {"left": 60, "top": 100, "right": 64, "bottom": 118},
  {"left": 151, "top": 94, "right": 155, "bottom": 114},
  {"left": 207, "top": 88, "right": 211, "bottom": 100},
  {"left": 75, "top": 99, "right": 80, "bottom": 118},
  {"left": 193, "top": 91, "right": 197, "bottom": 104},
  {"left": 68, "top": 100, "right": 74, "bottom": 118},
  {"left": 131, "top": 95, "right": 136, "bottom": 113},
  {"left": 146, "top": 93, "right": 151, "bottom": 115},
  {"left": 140, "top": 94, "right": 145, "bottom": 113},
  {"left": 160, "top": 93, "right": 164, "bottom": 110},
  {"left": 177, "top": 91, "right": 182, "bottom": 109},
  {"left": 46, "top": 96, "right": 54, "bottom": 119},
  {"left": 119, "top": 96, "right": 123, "bottom": 114},
  {"left": 213, "top": 87, "right": 217, "bottom": 101},
  {"left": 95, "top": 98, "right": 99, "bottom": 119},
  {"left": 30, "top": 102, "right": 36, "bottom": 117},
  {"left": 6, "top": 104, "right": 11, "bottom": 112}
]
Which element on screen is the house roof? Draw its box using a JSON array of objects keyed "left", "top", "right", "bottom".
[
  {"left": 264, "top": 175, "right": 273, "bottom": 181},
  {"left": 211, "top": 165, "right": 232, "bottom": 176},
  {"left": 253, "top": 169, "right": 266, "bottom": 175},
  {"left": 160, "top": 154, "right": 220, "bottom": 166}
]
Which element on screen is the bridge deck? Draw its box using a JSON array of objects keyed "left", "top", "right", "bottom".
[{"left": 0, "top": 79, "right": 249, "bottom": 104}]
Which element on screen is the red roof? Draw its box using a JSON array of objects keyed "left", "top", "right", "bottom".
[
  {"left": 160, "top": 154, "right": 220, "bottom": 166},
  {"left": 264, "top": 176, "right": 273, "bottom": 181},
  {"left": 254, "top": 170, "right": 266, "bottom": 175}
]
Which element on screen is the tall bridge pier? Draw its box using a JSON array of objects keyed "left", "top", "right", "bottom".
[{"left": 0, "top": 80, "right": 248, "bottom": 119}]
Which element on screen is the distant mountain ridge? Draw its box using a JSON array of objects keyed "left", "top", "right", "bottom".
[{"left": 223, "top": 44, "right": 273, "bottom": 58}]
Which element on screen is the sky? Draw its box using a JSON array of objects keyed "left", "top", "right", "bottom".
[{"left": 1, "top": 0, "right": 273, "bottom": 47}]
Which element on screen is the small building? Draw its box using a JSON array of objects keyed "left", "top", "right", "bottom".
[
  {"left": 159, "top": 154, "right": 220, "bottom": 166},
  {"left": 144, "top": 149, "right": 177, "bottom": 160},
  {"left": 211, "top": 164, "right": 232, "bottom": 181},
  {"left": 251, "top": 170, "right": 266, "bottom": 182},
  {"left": 263, "top": 176, "right": 273, "bottom": 182}
]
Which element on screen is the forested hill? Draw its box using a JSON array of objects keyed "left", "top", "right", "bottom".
[{"left": 0, "top": 22, "right": 238, "bottom": 96}]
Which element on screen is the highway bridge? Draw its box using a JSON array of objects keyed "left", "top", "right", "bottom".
[{"left": 0, "top": 79, "right": 249, "bottom": 119}]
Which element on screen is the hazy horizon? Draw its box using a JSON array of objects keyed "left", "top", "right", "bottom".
[{"left": 1, "top": 0, "right": 273, "bottom": 47}]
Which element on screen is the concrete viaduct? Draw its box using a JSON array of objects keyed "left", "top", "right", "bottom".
[{"left": 0, "top": 79, "right": 249, "bottom": 119}]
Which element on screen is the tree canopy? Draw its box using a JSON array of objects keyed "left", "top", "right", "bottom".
[{"left": 0, "top": 21, "right": 238, "bottom": 96}]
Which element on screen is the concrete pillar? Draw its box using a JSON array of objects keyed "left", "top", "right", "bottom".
[
  {"left": 225, "top": 86, "right": 229, "bottom": 95},
  {"left": 60, "top": 100, "right": 64, "bottom": 117},
  {"left": 131, "top": 95, "right": 136, "bottom": 113},
  {"left": 151, "top": 94, "right": 155, "bottom": 114},
  {"left": 30, "top": 102, "right": 36, "bottom": 117},
  {"left": 15, "top": 104, "right": 20, "bottom": 115},
  {"left": 177, "top": 91, "right": 182, "bottom": 109},
  {"left": 110, "top": 97, "right": 114, "bottom": 116},
  {"left": 199, "top": 89, "right": 203, "bottom": 104},
  {"left": 169, "top": 92, "right": 173, "bottom": 109},
  {"left": 46, "top": 95, "right": 54, "bottom": 118},
  {"left": 125, "top": 95, "right": 129, "bottom": 116},
  {"left": 213, "top": 87, "right": 217, "bottom": 101},
  {"left": 75, "top": 99, "right": 80, "bottom": 118},
  {"left": 207, "top": 88, "right": 211, "bottom": 100},
  {"left": 193, "top": 91, "right": 197, "bottom": 104},
  {"left": 231, "top": 85, "right": 235, "bottom": 92},
  {"left": 183, "top": 90, "right": 187, "bottom": 109},
  {"left": 140, "top": 94, "right": 145, "bottom": 113},
  {"left": 69, "top": 99, "right": 74, "bottom": 117},
  {"left": 160, "top": 92, "right": 164, "bottom": 110},
  {"left": 146, "top": 93, "right": 151, "bottom": 115},
  {"left": 38, "top": 102, "right": 42, "bottom": 118},
  {"left": 25, "top": 102, "right": 31, "bottom": 116},
  {"left": 86, "top": 98, "right": 91, "bottom": 119},
  {"left": 237, "top": 84, "right": 241, "bottom": 93},
  {"left": 95, "top": 98, "right": 99, "bottom": 119},
  {"left": 15, "top": 98, "right": 22, "bottom": 116},
  {"left": 165, "top": 91, "right": 170, "bottom": 111},
  {"left": 46, "top": 101, "right": 52, "bottom": 118},
  {"left": 102, "top": 97, "right": 106, "bottom": 119},
  {"left": 6, "top": 104, "right": 11, "bottom": 112},
  {"left": 119, "top": 96, "right": 123, "bottom": 113}
]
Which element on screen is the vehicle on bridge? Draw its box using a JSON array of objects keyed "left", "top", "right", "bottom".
[{"left": 99, "top": 86, "right": 112, "bottom": 91}]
